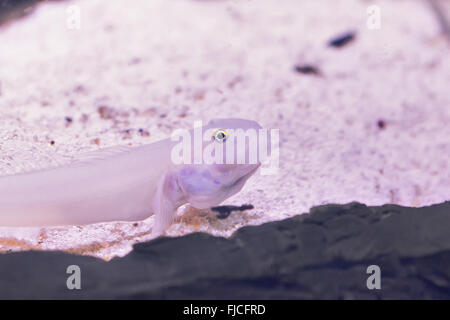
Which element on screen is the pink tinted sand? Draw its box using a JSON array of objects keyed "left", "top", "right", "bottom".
[{"left": 0, "top": 0, "right": 449, "bottom": 260}]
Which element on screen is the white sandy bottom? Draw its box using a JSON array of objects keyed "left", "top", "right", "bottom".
[{"left": 0, "top": 0, "right": 449, "bottom": 259}]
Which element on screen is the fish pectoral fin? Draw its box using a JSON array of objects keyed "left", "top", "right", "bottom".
[{"left": 151, "top": 171, "right": 185, "bottom": 237}]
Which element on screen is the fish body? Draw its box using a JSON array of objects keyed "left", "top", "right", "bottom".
[{"left": 0, "top": 119, "right": 265, "bottom": 236}]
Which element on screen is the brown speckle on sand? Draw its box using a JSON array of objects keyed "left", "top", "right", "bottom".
[
  {"left": 37, "top": 231, "right": 48, "bottom": 246},
  {"left": 65, "top": 229, "right": 153, "bottom": 259},
  {"left": 80, "top": 114, "right": 89, "bottom": 123},
  {"left": 176, "top": 207, "right": 210, "bottom": 230},
  {"left": 138, "top": 128, "right": 150, "bottom": 137},
  {"left": 98, "top": 105, "right": 116, "bottom": 120},
  {"left": 227, "top": 76, "right": 243, "bottom": 89},
  {"left": 390, "top": 189, "right": 400, "bottom": 203},
  {"left": 193, "top": 90, "right": 205, "bottom": 100},
  {"left": 0, "top": 238, "right": 35, "bottom": 252},
  {"left": 98, "top": 105, "right": 129, "bottom": 120},
  {"left": 141, "top": 107, "right": 157, "bottom": 117}
]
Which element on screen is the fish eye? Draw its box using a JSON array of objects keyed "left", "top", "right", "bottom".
[{"left": 212, "top": 129, "right": 228, "bottom": 142}]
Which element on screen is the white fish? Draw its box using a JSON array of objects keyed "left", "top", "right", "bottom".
[{"left": 0, "top": 119, "right": 266, "bottom": 236}]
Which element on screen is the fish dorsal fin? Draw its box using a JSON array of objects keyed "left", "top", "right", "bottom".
[{"left": 70, "top": 145, "right": 134, "bottom": 167}]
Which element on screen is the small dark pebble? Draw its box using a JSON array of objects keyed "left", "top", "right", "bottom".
[
  {"left": 328, "top": 31, "right": 356, "bottom": 48},
  {"left": 133, "top": 223, "right": 139, "bottom": 227},
  {"left": 50, "top": 140, "right": 55, "bottom": 145},
  {"left": 377, "top": 119, "right": 386, "bottom": 129},
  {"left": 294, "top": 65, "right": 321, "bottom": 75},
  {"left": 65, "top": 116, "right": 73, "bottom": 123},
  {"left": 211, "top": 204, "right": 254, "bottom": 220}
]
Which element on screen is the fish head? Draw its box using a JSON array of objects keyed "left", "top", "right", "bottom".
[{"left": 175, "top": 118, "right": 269, "bottom": 209}]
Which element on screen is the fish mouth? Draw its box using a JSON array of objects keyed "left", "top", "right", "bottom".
[{"left": 190, "top": 164, "right": 260, "bottom": 209}]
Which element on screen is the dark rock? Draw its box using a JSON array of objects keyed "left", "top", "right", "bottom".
[
  {"left": 1, "top": 201, "right": 450, "bottom": 299},
  {"left": 0, "top": 0, "right": 64, "bottom": 26}
]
